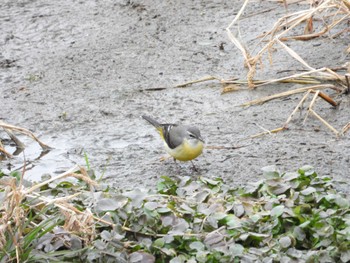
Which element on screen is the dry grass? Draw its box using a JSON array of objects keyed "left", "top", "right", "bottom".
[
  {"left": 176, "top": 0, "right": 349, "bottom": 138},
  {"left": 226, "top": 0, "right": 350, "bottom": 88},
  {"left": 0, "top": 165, "right": 99, "bottom": 261}
]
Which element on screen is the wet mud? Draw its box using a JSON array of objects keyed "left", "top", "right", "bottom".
[{"left": 1, "top": 0, "right": 349, "bottom": 191}]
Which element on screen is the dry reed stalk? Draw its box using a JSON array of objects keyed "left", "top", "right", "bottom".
[
  {"left": 0, "top": 146, "right": 13, "bottom": 158},
  {"left": 226, "top": 0, "right": 350, "bottom": 86},
  {"left": 0, "top": 121, "right": 51, "bottom": 150},
  {"left": 250, "top": 86, "right": 343, "bottom": 138},
  {"left": 176, "top": 76, "right": 219, "bottom": 88},
  {"left": 241, "top": 84, "right": 335, "bottom": 106},
  {"left": 284, "top": 89, "right": 312, "bottom": 128},
  {"left": 61, "top": 207, "right": 96, "bottom": 244},
  {"left": 312, "top": 90, "right": 338, "bottom": 106},
  {"left": 305, "top": 90, "right": 340, "bottom": 135},
  {"left": 3, "top": 129, "right": 25, "bottom": 149},
  {"left": 250, "top": 127, "right": 285, "bottom": 139},
  {"left": 341, "top": 122, "right": 350, "bottom": 134},
  {"left": 0, "top": 165, "right": 100, "bottom": 256},
  {"left": 309, "top": 109, "right": 340, "bottom": 135},
  {"left": 0, "top": 176, "right": 25, "bottom": 253},
  {"left": 23, "top": 165, "right": 81, "bottom": 195}
]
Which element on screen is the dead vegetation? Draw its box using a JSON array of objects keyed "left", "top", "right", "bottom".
[
  {"left": 0, "top": 121, "right": 51, "bottom": 159},
  {"left": 177, "top": 0, "right": 350, "bottom": 137},
  {"left": 0, "top": 165, "right": 99, "bottom": 261}
]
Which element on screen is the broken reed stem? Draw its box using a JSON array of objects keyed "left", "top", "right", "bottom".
[
  {"left": 308, "top": 90, "right": 320, "bottom": 109},
  {"left": 0, "top": 121, "right": 51, "bottom": 150},
  {"left": 250, "top": 86, "right": 341, "bottom": 138},
  {"left": 342, "top": 122, "right": 350, "bottom": 135},
  {"left": 254, "top": 68, "right": 328, "bottom": 88},
  {"left": 345, "top": 74, "right": 350, "bottom": 94},
  {"left": 0, "top": 147, "right": 13, "bottom": 158},
  {"left": 27, "top": 192, "right": 81, "bottom": 208},
  {"left": 311, "top": 90, "right": 338, "bottom": 106},
  {"left": 226, "top": 0, "right": 349, "bottom": 87},
  {"left": 4, "top": 129, "right": 25, "bottom": 149},
  {"left": 23, "top": 165, "right": 81, "bottom": 195},
  {"left": 176, "top": 76, "right": 219, "bottom": 88},
  {"left": 250, "top": 127, "right": 285, "bottom": 139},
  {"left": 303, "top": 90, "right": 319, "bottom": 124},
  {"left": 309, "top": 109, "right": 339, "bottom": 136},
  {"left": 284, "top": 90, "right": 312, "bottom": 128}
]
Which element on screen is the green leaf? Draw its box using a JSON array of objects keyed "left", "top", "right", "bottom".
[
  {"left": 298, "top": 165, "right": 315, "bottom": 177},
  {"left": 300, "top": 187, "right": 316, "bottom": 196},
  {"left": 279, "top": 236, "right": 292, "bottom": 248},
  {"left": 262, "top": 166, "right": 280, "bottom": 179},
  {"left": 200, "top": 177, "right": 222, "bottom": 186},
  {"left": 233, "top": 203, "right": 245, "bottom": 218},
  {"left": 271, "top": 205, "right": 284, "bottom": 218},
  {"left": 229, "top": 243, "right": 244, "bottom": 256},
  {"left": 95, "top": 196, "right": 128, "bottom": 212},
  {"left": 293, "top": 226, "right": 306, "bottom": 241},
  {"left": 157, "top": 176, "right": 177, "bottom": 195},
  {"left": 335, "top": 196, "right": 350, "bottom": 208},
  {"left": 168, "top": 219, "right": 189, "bottom": 235},
  {"left": 341, "top": 250, "right": 350, "bottom": 263},
  {"left": 129, "top": 251, "right": 155, "bottom": 263},
  {"left": 124, "top": 189, "right": 148, "bottom": 208},
  {"left": 157, "top": 207, "right": 171, "bottom": 214},
  {"left": 204, "top": 232, "right": 224, "bottom": 246},
  {"left": 144, "top": 202, "right": 158, "bottom": 211},
  {"left": 189, "top": 241, "right": 205, "bottom": 251},
  {"left": 153, "top": 238, "right": 165, "bottom": 248},
  {"left": 222, "top": 214, "right": 241, "bottom": 228},
  {"left": 283, "top": 172, "right": 300, "bottom": 181}
]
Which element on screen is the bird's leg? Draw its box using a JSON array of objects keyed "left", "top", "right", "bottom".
[{"left": 173, "top": 158, "right": 182, "bottom": 174}]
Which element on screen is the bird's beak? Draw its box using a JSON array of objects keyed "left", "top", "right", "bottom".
[{"left": 198, "top": 135, "right": 205, "bottom": 143}]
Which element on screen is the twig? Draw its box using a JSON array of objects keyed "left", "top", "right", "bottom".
[
  {"left": 176, "top": 76, "right": 219, "bottom": 88},
  {"left": 345, "top": 74, "right": 350, "bottom": 94}
]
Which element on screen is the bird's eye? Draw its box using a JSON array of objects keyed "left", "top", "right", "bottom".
[{"left": 189, "top": 133, "right": 195, "bottom": 138}]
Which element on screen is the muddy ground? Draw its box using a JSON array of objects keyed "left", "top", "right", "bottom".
[{"left": 1, "top": 0, "right": 349, "bottom": 192}]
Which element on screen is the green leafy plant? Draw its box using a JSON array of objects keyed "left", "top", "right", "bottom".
[{"left": 1, "top": 166, "right": 349, "bottom": 262}]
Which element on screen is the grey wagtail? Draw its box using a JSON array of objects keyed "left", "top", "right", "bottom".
[{"left": 142, "top": 115, "right": 204, "bottom": 167}]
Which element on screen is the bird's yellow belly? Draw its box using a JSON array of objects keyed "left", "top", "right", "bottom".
[{"left": 165, "top": 140, "right": 204, "bottom": 161}]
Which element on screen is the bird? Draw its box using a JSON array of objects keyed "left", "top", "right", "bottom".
[{"left": 142, "top": 115, "right": 204, "bottom": 169}]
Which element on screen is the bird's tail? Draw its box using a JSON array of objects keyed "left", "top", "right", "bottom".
[{"left": 142, "top": 115, "right": 161, "bottom": 129}]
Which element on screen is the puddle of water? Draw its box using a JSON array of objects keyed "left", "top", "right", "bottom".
[{"left": 1, "top": 135, "right": 76, "bottom": 182}]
